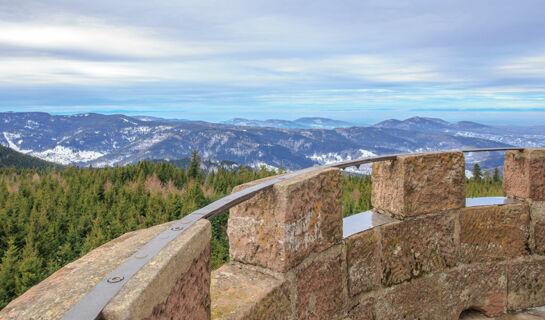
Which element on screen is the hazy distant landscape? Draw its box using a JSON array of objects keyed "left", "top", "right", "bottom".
[{"left": 0, "top": 112, "right": 543, "bottom": 174}]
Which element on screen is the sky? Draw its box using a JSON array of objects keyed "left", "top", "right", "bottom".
[{"left": 0, "top": 0, "right": 544, "bottom": 125}]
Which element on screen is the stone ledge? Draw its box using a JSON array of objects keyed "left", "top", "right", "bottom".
[
  {"left": 211, "top": 262, "right": 291, "bottom": 320},
  {"left": 0, "top": 220, "right": 178, "bottom": 320},
  {"left": 103, "top": 219, "right": 211, "bottom": 320}
]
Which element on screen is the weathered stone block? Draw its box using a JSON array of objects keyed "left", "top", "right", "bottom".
[
  {"left": 103, "top": 220, "right": 212, "bottom": 320},
  {"left": 372, "top": 151, "right": 465, "bottom": 218},
  {"left": 379, "top": 213, "right": 456, "bottom": 286},
  {"left": 506, "top": 256, "right": 545, "bottom": 310},
  {"left": 458, "top": 203, "right": 530, "bottom": 264},
  {"left": 0, "top": 220, "right": 209, "bottom": 320},
  {"left": 228, "top": 168, "right": 342, "bottom": 272},
  {"left": 504, "top": 148, "right": 545, "bottom": 201},
  {"left": 211, "top": 262, "right": 291, "bottom": 320},
  {"left": 440, "top": 263, "right": 507, "bottom": 319},
  {"left": 346, "top": 295, "right": 376, "bottom": 320},
  {"left": 295, "top": 245, "right": 346, "bottom": 319},
  {"left": 345, "top": 229, "right": 380, "bottom": 296},
  {"left": 144, "top": 243, "right": 210, "bottom": 320},
  {"left": 375, "top": 274, "right": 442, "bottom": 320},
  {"left": 530, "top": 201, "right": 545, "bottom": 254}
]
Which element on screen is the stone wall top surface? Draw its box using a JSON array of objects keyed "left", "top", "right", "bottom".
[
  {"left": 103, "top": 219, "right": 210, "bottom": 320},
  {"left": 0, "top": 221, "right": 177, "bottom": 320}
]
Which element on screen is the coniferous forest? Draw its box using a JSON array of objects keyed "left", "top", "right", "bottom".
[{"left": 0, "top": 156, "right": 503, "bottom": 309}]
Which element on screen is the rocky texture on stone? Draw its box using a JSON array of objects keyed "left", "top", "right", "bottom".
[
  {"left": 0, "top": 219, "right": 212, "bottom": 320},
  {"left": 210, "top": 262, "right": 291, "bottom": 320},
  {"left": 504, "top": 148, "right": 545, "bottom": 201},
  {"left": 228, "top": 168, "right": 342, "bottom": 273},
  {"left": 295, "top": 245, "right": 346, "bottom": 319},
  {"left": 507, "top": 256, "right": 545, "bottom": 310},
  {"left": 345, "top": 229, "right": 379, "bottom": 296},
  {"left": 380, "top": 212, "right": 456, "bottom": 286},
  {"left": 371, "top": 151, "right": 466, "bottom": 218},
  {"left": 529, "top": 200, "right": 545, "bottom": 254},
  {"left": 458, "top": 203, "right": 530, "bottom": 264}
]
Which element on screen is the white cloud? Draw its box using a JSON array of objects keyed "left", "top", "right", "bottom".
[
  {"left": 244, "top": 55, "right": 457, "bottom": 84},
  {"left": 500, "top": 55, "right": 545, "bottom": 76},
  {"left": 0, "top": 21, "right": 219, "bottom": 58}
]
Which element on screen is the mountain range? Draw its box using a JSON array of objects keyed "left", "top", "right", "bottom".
[
  {"left": 222, "top": 117, "right": 353, "bottom": 129},
  {"left": 0, "top": 112, "right": 543, "bottom": 172}
]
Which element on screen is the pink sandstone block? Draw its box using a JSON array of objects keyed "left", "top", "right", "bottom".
[
  {"left": 211, "top": 262, "right": 291, "bottom": 320},
  {"left": 371, "top": 151, "right": 466, "bottom": 218},
  {"left": 375, "top": 273, "right": 442, "bottom": 320},
  {"left": 346, "top": 295, "right": 376, "bottom": 320},
  {"left": 506, "top": 256, "right": 545, "bottom": 310},
  {"left": 376, "top": 263, "right": 507, "bottom": 320},
  {"left": 458, "top": 203, "right": 530, "bottom": 264},
  {"left": 504, "top": 148, "right": 545, "bottom": 201},
  {"left": 295, "top": 245, "right": 345, "bottom": 320},
  {"left": 440, "top": 263, "right": 507, "bottom": 319},
  {"left": 144, "top": 243, "right": 211, "bottom": 320},
  {"left": 345, "top": 229, "right": 380, "bottom": 296},
  {"left": 228, "top": 168, "right": 342, "bottom": 272},
  {"left": 531, "top": 201, "right": 545, "bottom": 254},
  {"left": 379, "top": 213, "right": 456, "bottom": 286}
]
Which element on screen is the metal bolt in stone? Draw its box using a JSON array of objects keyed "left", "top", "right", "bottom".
[
  {"left": 171, "top": 225, "right": 185, "bottom": 231},
  {"left": 107, "top": 276, "right": 124, "bottom": 283}
]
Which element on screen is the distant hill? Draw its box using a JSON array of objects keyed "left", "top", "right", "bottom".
[
  {"left": 0, "top": 145, "right": 60, "bottom": 169},
  {"left": 222, "top": 117, "right": 353, "bottom": 129},
  {"left": 373, "top": 116, "right": 489, "bottom": 133}
]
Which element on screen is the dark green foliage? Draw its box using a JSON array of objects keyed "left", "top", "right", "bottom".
[
  {"left": 493, "top": 168, "right": 500, "bottom": 183},
  {"left": 341, "top": 174, "right": 372, "bottom": 217},
  {"left": 466, "top": 166, "right": 504, "bottom": 198},
  {"left": 472, "top": 163, "right": 482, "bottom": 181},
  {"left": 188, "top": 150, "right": 200, "bottom": 179},
  {"left": 0, "top": 161, "right": 275, "bottom": 309},
  {"left": 0, "top": 145, "right": 60, "bottom": 170}
]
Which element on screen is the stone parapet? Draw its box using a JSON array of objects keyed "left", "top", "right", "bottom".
[
  {"left": 0, "top": 220, "right": 212, "bottom": 320},
  {"left": 228, "top": 167, "right": 342, "bottom": 273},
  {"left": 371, "top": 151, "right": 466, "bottom": 218},
  {"left": 504, "top": 148, "right": 545, "bottom": 201}
]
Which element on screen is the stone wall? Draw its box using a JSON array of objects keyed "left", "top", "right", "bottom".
[
  {"left": 212, "top": 149, "right": 545, "bottom": 320},
  {"left": 0, "top": 219, "right": 212, "bottom": 320}
]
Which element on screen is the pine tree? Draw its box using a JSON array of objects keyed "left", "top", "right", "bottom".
[
  {"left": 0, "top": 239, "right": 19, "bottom": 308},
  {"left": 472, "top": 163, "right": 482, "bottom": 181},
  {"left": 188, "top": 150, "right": 200, "bottom": 179},
  {"left": 493, "top": 168, "right": 500, "bottom": 183}
]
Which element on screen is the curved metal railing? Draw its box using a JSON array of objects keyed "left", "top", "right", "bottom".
[{"left": 61, "top": 147, "right": 523, "bottom": 319}]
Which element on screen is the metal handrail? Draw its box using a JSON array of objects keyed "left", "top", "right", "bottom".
[{"left": 61, "top": 147, "right": 524, "bottom": 319}]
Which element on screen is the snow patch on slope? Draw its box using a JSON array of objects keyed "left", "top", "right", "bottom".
[
  {"left": 31, "top": 146, "right": 104, "bottom": 165},
  {"left": 3, "top": 132, "right": 32, "bottom": 153}
]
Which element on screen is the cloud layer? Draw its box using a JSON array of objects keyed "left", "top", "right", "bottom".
[{"left": 0, "top": 0, "right": 544, "bottom": 124}]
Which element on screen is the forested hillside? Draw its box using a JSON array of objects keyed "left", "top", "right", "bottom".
[
  {"left": 0, "top": 157, "right": 503, "bottom": 309},
  {"left": 0, "top": 145, "right": 60, "bottom": 170}
]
